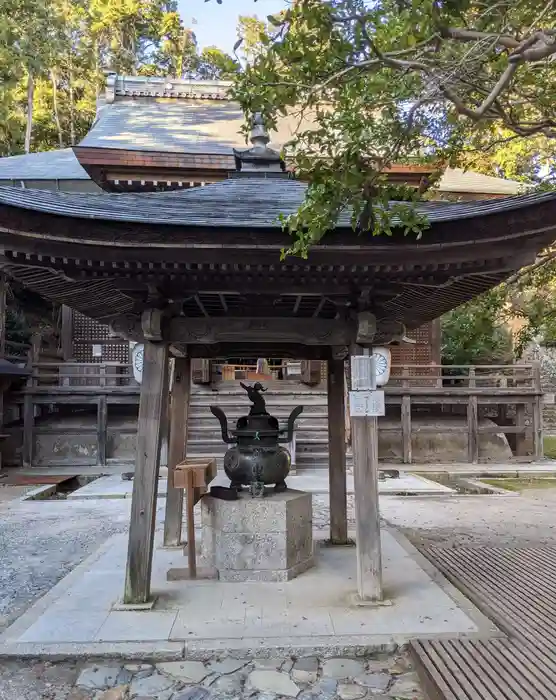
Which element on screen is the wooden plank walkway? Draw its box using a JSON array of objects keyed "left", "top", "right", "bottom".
[
  {"left": 412, "top": 638, "right": 556, "bottom": 700},
  {"left": 410, "top": 545, "right": 556, "bottom": 700}
]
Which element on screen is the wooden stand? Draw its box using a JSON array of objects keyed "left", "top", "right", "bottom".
[{"left": 167, "top": 459, "right": 217, "bottom": 581}]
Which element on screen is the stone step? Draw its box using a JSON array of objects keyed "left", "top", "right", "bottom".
[
  {"left": 191, "top": 381, "right": 326, "bottom": 395},
  {"left": 189, "top": 402, "right": 327, "bottom": 415},
  {"left": 190, "top": 393, "right": 328, "bottom": 408},
  {"left": 188, "top": 428, "right": 328, "bottom": 441},
  {"left": 187, "top": 437, "right": 330, "bottom": 451},
  {"left": 188, "top": 415, "right": 329, "bottom": 428},
  {"left": 185, "top": 452, "right": 333, "bottom": 469}
]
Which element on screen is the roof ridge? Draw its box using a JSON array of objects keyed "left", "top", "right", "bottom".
[{"left": 109, "top": 74, "right": 233, "bottom": 102}]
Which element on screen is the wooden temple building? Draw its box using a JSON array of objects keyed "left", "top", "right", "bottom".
[
  {"left": 0, "top": 75, "right": 553, "bottom": 601},
  {"left": 0, "top": 74, "right": 541, "bottom": 474},
  {"left": 0, "top": 73, "right": 525, "bottom": 379}
]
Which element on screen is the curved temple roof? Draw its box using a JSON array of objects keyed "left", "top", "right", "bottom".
[
  {"left": 0, "top": 177, "right": 554, "bottom": 339},
  {"left": 0, "top": 177, "right": 549, "bottom": 230}
]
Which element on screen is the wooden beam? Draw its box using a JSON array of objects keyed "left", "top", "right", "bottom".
[
  {"left": 350, "top": 348, "right": 383, "bottom": 602},
  {"left": 110, "top": 315, "right": 356, "bottom": 347},
  {"left": 328, "top": 359, "right": 348, "bottom": 545},
  {"left": 60, "top": 305, "right": 74, "bottom": 361},
  {"left": 313, "top": 297, "right": 327, "bottom": 318},
  {"left": 124, "top": 341, "right": 169, "bottom": 605},
  {"left": 163, "top": 356, "right": 191, "bottom": 547},
  {"left": 194, "top": 294, "right": 208, "bottom": 317}
]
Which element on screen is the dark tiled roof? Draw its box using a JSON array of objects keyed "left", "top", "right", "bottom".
[
  {"left": 0, "top": 149, "right": 90, "bottom": 180},
  {"left": 0, "top": 177, "right": 552, "bottom": 229}
]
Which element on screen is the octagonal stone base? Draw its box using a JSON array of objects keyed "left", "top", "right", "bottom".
[{"left": 201, "top": 489, "right": 314, "bottom": 582}]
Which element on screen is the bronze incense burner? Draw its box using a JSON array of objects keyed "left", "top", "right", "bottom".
[{"left": 210, "top": 382, "right": 303, "bottom": 497}]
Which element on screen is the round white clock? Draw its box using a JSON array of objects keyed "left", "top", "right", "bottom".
[
  {"left": 132, "top": 343, "right": 144, "bottom": 384},
  {"left": 372, "top": 347, "right": 391, "bottom": 386}
]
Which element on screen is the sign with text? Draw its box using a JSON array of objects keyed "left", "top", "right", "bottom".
[{"left": 349, "top": 390, "right": 385, "bottom": 417}]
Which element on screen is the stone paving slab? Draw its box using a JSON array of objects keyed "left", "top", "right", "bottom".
[
  {"left": 66, "top": 472, "right": 453, "bottom": 500},
  {"left": 0, "top": 528, "right": 489, "bottom": 658},
  {"left": 0, "top": 650, "right": 426, "bottom": 700}
]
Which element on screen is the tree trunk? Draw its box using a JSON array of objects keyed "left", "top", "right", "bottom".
[
  {"left": 68, "top": 66, "right": 75, "bottom": 146},
  {"left": 50, "top": 69, "right": 64, "bottom": 148},
  {"left": 24, "top": 72, "right": 35, "bottom": 154}
]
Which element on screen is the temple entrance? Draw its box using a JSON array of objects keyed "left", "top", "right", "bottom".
[
  {"left": 218, "top": 358, "right": 286, "bottom": 381},
  {"left": 193, "top": 359, "right": 325, "bottom": 385}
]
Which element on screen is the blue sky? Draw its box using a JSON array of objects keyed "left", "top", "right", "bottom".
[{"left": 178, "top": 0, "right": 289, "bottom": 54}]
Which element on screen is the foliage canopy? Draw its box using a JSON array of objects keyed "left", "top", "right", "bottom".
[
  {"left": 0, "top": 0, "right": 239, "bottom": 155},
  {"left": 224, "top": 0, "right": 556, "bottom": 255}
]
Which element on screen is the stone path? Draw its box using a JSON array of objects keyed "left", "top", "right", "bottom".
[{"left": 0, "top": 653, "right": 423, "bottom": 700}]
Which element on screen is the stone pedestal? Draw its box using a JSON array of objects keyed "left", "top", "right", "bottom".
[{"left": 201, "top": 489, "right": 314, "bottom": 582}]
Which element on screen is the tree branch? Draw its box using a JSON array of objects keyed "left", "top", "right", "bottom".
[{"left": 440, "top": 27, "right": 520, "bottom": 50}]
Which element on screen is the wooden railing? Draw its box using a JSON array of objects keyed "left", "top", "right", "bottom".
[
  {"left": 28, "top": 362, "right": 137, "bottom": 390},
  {"left": 15, "top": 361, "right": 542, "bottom": 391},
  {"left": 388, "top": 363, "right": 540, "bottom": 391},
  {"left": 2, "top": 339, "right": 31, "bottom": 364},
  {"left": 385, "top": 363, "right": 543, "bottom": 463},
  {"left": 6, "top": 360, "right": 544, "bottom": 467}
]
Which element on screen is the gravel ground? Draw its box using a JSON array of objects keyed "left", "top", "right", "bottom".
[
  {"left": 0, "top": 498, "right": 131, "bottom": 632},
  {"left": 380, "top": 490, "right": 556, "bottom": 547},
  {"left": 2, "top": 486, "right": 556, "bottom": 697}
]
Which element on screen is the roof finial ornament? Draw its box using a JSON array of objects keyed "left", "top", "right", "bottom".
[
  {"left": 250, "top": 112, "right": 271, "bottom": 151},
  {"left": 232, "top": 111, "right": 286, "bottom": 176}
]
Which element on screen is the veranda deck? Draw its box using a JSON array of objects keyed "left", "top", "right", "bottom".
[{"left": 411, "top": 545, "right": 556, "bottom": 700}]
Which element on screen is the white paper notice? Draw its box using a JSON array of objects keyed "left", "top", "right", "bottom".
[{"left": 349, "top": 390, "right": 385, "bottom": 417}]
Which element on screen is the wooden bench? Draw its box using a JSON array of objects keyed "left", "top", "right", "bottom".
[{"left": 411, "top": 638, "right": 556, "bottom": 700}]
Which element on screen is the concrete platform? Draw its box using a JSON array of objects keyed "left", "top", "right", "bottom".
[
  {"left": 0, "top": 527, "right": 494, "bottom": 658},
  {"left": 66, "top": 472, "right": 454, "bottom": 500}
]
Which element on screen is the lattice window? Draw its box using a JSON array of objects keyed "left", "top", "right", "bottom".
[
  {"left": 391, "top": 323, "right": 436, "bottom": 376},
  {"left": 72, "top": 311, "right": 130, "bottom": 364}
]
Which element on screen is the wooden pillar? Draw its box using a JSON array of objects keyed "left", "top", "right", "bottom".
[
  {"left": 401, "top": 395, "right": 412, "bottom": 464},
  {"left": 467, "top": 368, "right": 478, "bottom": 464},
  {"left": 515, "top": 403, "right": 528, "bottom": 456},
  {"left": 97, "top": 395, "right": 107, "bottom": 466},
  {"left": 467, "top": 396, "right": 479, "bottom": 464},
  {"left": 532, "top": 362, "right": 543, "bottom": 459},
  {"left": 0, "top": 273, "right": 6, "bottom": 433},
  {"left": 60, "top": 305, "right": 74, "bottom": 361},
  {"left": 350, "top": 348, "right": 383, "bottom": 602},
  {"left": 164, "top": 356, "right": 191, "bottom": 547},
  {"left": 124, "top": 341, "right": 169, "bottom": 605},
  {"left": 328, "top": 358, "right": 348, "bottom": 545},
  {"left": 430, "top": 318, "right": 441, "bottom": 365},
  {"left": 22, "top": 333, "right": 41, "bottom": 468}
]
